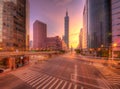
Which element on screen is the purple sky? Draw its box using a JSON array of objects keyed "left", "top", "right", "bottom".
[{"left": 30, "top": 0, "right": 85, "bottom": 48}]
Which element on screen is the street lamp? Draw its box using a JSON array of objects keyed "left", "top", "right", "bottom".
[{"left": 112, "top": 43, "right": 117, "bottom": 61}]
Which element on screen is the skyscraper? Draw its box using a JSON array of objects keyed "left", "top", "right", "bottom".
[
  {"left": 86, "top": 0, "right": 111, "bottom": 49},
  {"left": 78, "top": 28, "right": 83, "bottom": 49},
  {"left": 26, "top": 0, "right": 30, "bottom": 50},
  {"left": 64, "top": 10, "right": 69, "bottom": 48},
  {"left": 111, "top": 0, "right": 120, "bottom": 55},
  {"left": 0, "top": 0, "right": 29, "bottom": 51},
  {"left": 33, "top": 20, "right": 47, "bottom": 50},
  {"left": 83, "top": 1, "right": 88, "bottom": 50}
]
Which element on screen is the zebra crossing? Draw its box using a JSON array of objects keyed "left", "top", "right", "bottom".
[
  {"left": 96, "top": 66, "right": 120, "bottom": 86},
  {"left": 11, "top": 69, "right": 83, "bottom": 89},
  {"left": 105, "top": 74, "right": 120, "bottom": 85}
]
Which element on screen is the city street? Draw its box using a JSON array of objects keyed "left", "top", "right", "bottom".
[{"left": 0, "top": 53, "right": 120, "bottom": 89}]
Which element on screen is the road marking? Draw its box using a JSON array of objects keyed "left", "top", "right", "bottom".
[
  {"left": 41, "top": 77, "right": 56, "bottom": 89},
  {"left": 73, "top": 79, "right": 106, "bottom": 89},
  {"left": 55, "top": 80, "right": 63, "bottom": 89},
  {"left": 61, "top": 81, "right": 67, "bottom": 89},
  {"left": 29, "top": 74, "right": 47, "bottom": 86},
  {"left": 16, "top": 72, "right": 39, "bottom": 81},
  {"left": 74, "top": 85, "right": 77, "bottom": 89},
  {"left": 36, "top": 76, "right": 53, "bottom": 89},
  {"left": 74, "top": 64, "right": 78, "bottom": 82},
  {"left": 81, "top": 86, "right": 84, "bottom": 89},
  {"left": 71, "top": 74, "right": 98, "bottom": 80},
  {"left": 19, "top": 73, "right": 40, "bottom": 82},
  {"left": 27, "top": 74, "right": 43, "bottom": 83},
  {"left": 32, "top": 75, "right": 50, "bottom": 87},
  {"left": 48, "top": 79, "right": 59, "bottom": 89},
  {"left": 68, "top": 83, "right": 72, "bottom": 89}
]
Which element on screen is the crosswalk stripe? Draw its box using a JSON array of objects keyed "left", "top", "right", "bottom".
[
  {"left": 32, "top": 75, "right": 50, "bottom": 87},
  {"left": 14, "top": 72, "right": 38, "bottom": 80},
  {"left": 48, "top": 79, "right": 59, "bottom": 89},
  {"left": 109, "top": 80, "right": 120, "bottom": 84},
  {"left": 68, "top": 83, "right": 72, "bottom": 89},
  {"left": 18, "top": 72, "right": 40, "bottom": 82},
  {"left": 61, "top": 81, "right": 67, "bottom": 89},
  {"left": 74, "top": 85, "right": 77, "bottom": 89},
  {"left": 55, "top": 80, "right": 63, "bottom": 89},
  {"left": 41, "top": 77, "right": 56, "bottom": 89},
  {"left": 36, "top": 76, "right": 54, "bottom": 89},
  {"left": 29, "top": 75, "right": 47, "bottom": 86},
  {"left": 27, "top": 74, "right": 44, "bottom": 83}
]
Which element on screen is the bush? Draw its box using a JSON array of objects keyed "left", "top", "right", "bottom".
[{"left": 75, "top": 49, "right": 81, "bottom": 54}]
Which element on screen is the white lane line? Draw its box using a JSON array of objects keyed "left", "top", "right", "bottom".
[
  {"left": 68, "top": 83, "right": 72, "bottom": 89},
  {"left": 18, "top": 73, "right": 40, "bottom": 82},
  {"left": 27, "top": 74, "right": 43, "bottom": 83},
  {"left": 55, "top": 80, "right": 63, "bottom": 89},
  {"left": 74, "top": 64, "right": 78, "bottom": 82},
  {"left": 36, "top": 76, "right": 53, "bottom": 89},
  {"left": 74, "top": 85, "right": 77, "bottom": 89},
  {"left": 29, "top": 75, "right": 47, "bottom": 86},
  {"left": 27, "top": 74, "right": 45, "bottom": 83},
  {"left": 32, "top": 75, "right": 50, "bottom": 87},
  {"left": 75, "top": 80, "right": 106, "bottom": 89},
  {"left": 41, "top": 77, "right": 56, "bottom": 89},
  {"left": 61, "top": 81, "right": 67, "bottom": 89},
  {"left": 48, "top": 79, "right": 59, "bottom": 89},
  {"left": 81, "top": 86, "right": 84, "bottom": 89},
  {"left": 16, "top": 72, "right": 38, "bottom": 80}
]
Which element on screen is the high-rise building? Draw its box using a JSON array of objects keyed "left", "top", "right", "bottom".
[
  {"left": 83, "top": 2, "right": 88, "bottom": 50},
  {"left": 111, "top": 0, "right": 120, "bottom": 54},
  {"left": 26, "top": 0, "right": 30, "bottom": 50},
  {"left": 33, "top": 20, "right": 47, "bottom": 50},
  {"left": 86, "top": 0, "right": 111, "bottom": 49},
  {"left": 64, "top": 10, "right": 69, "bottom": 48},
  {"left": 78, "top": 28, "right": 83, "bottom": 49},
  {"left": 0, "top": 0, "right": 29, "bottom": 51}
]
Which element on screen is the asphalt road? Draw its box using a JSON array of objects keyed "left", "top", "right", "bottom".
[{"left": 0, "top": 53, "right": 119, "bottom": 89}]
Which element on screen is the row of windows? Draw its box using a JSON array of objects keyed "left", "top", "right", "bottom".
[
  {"left": 112, "top": 11, "right": 120, "bottom": 15},
  {"left": 112, "top": 5, "right": 120, "bottom": 10},
  {"left": 112, "top": 0, "right": 120, "bottom": 5}
]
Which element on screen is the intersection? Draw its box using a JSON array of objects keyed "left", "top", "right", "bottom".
[{"left": 0, "top": 53, "right": 120, "bottom": 89}]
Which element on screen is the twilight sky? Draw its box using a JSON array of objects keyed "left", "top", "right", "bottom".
[{"left": 30, "top": 0, "right": 85, "bottom": 48}]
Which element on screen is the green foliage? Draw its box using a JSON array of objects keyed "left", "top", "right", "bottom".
[
  {"left": 75, "top": 49, "right": 81, "bottom": 54},
  {"left": 59, "top": 50, "right": 66, "bottom": 54}
]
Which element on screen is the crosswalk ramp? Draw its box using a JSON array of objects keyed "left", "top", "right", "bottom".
[{"left": 11, "top": 69, "right": 83, "bottom": 89}]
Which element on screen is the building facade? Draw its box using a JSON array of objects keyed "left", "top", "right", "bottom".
[
  {"left": 64, "top": 10, "right": 69, "bottom": 48},
  {"left": 33, "top": 20, "right": 47, "bottom": 50},
  {"left": 87, "top": 0, "right": 112, "bottom": 49},
  {"left": 83, "top": 2, "right": 88, "bottom": 50},
  {"left": 78, "top": 28, "right": 83, "bottom": 49},
  {"left": 26, "top": 0, "right": 30, "bottom": 50},
  {"left": 111, "top": 0, "right": 120, "bottom": 54},
  {"left": 46, "top": 36, "right": 62, "bottom": 50},
  {"left": 0, "top": 0, "right": 28, "bottom": 51}
]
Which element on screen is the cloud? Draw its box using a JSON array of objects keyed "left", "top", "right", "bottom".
[{"left": 53, "top": 0, "right": 73, "bottom": 6}]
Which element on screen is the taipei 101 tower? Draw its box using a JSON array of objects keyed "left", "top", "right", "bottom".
[{"left": 64, "top": 10, "right": 69, "bottom": 48}]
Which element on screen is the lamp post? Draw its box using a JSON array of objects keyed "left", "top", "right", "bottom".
[{"left": 112, "top": 43, "right": 117, "bottom": 61}]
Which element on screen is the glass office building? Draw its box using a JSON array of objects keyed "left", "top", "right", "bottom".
[
  {"left": 87, "top": 0, "right": 112, "bottom": 48},
  {"left": 112, "top": 0, "right": 120, "bottom": 53}
]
